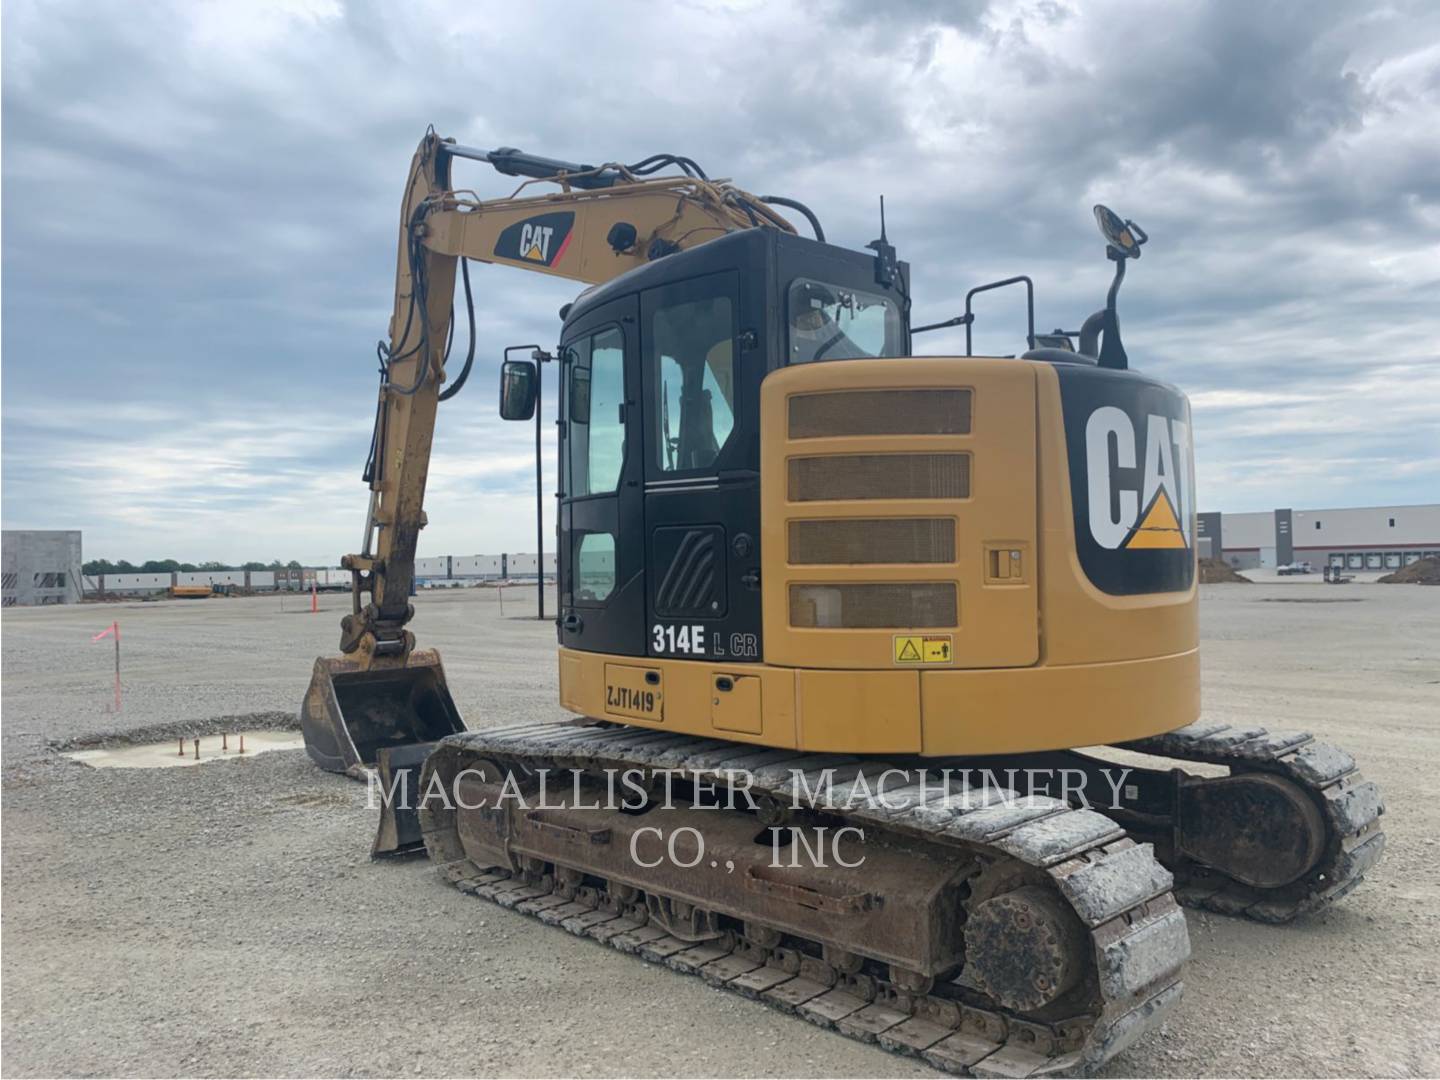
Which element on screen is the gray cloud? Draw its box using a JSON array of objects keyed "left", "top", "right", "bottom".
[{"left": 3, "top": 0, "right": 1437, "bottom": 563}]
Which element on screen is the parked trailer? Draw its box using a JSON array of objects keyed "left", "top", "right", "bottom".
[
  {"left": 94, "top": 572, "right": 172, "bottom": 596},
  {"left": 450, "top": 554, "right": 502, "bottom": 579},
  {"left": 273, "top": 568, "right": 319, "bottom": 592},
  {"left": 415, "top": 556, "right": 450, "bottom": 578},
  {"left": 503, "top": 552, "right": 558, "bottom": 581},
  {"left": 315, "top": 568, "right": 350, "bottom": 591},
  {"left": 177, "top": 570, "right": 247, "bottom": 588}
]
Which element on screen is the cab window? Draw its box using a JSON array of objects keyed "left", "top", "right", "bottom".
[
  {"left": 787, "top": 278, "right": 902, "bottom": 364},
  {"left": 575, "top": 532, "right": 615, "bottom": 602},
  {"left": 647, "top": 276, "right": 737, "bottom": 474},
  {"left": 565, "top": 326, "right": 625, "bottom": 496}
]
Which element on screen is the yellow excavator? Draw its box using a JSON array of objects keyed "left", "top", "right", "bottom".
[{"left": 299, "top": 129, "right": 1385, "bottom": 1076}]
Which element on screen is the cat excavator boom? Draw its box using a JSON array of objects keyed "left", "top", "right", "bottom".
[
  {"left": 299, "top": 131, "right": 800, "bottom": 791},
  {"left": 343, "top": 135, "right": 796, "bottom": 664}
]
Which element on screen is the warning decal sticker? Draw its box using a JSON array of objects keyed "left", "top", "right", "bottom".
[{"left": 893, "top": 634, "right": 954, "bottom": 665}]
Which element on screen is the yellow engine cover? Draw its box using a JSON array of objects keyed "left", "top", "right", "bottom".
[{"left": 560, "top": 356, "right": 1199, "bottom": 756}]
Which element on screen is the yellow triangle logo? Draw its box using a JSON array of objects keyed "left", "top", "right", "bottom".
[
  {"left": 1125, "top": 488, "right": 1187, "bottom": 549},
  {"left": 897, "top": 638, "right": 921, "bottom": 661},
  {"left": 523, "top": 244, "right": 544, "bottom": 261}
]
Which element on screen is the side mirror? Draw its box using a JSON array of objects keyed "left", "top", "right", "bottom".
[
  {"left": 499, "top": 359, "right": 538, "bottom": 420},
  {"left": 1093, "top": 205, "right": 1146, "bottom": 259}
]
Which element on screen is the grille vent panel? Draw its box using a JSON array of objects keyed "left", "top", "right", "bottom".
[
  {"left": 652, "top": 526, "right": 723, "bottom": 618},
  {"left": 788, "top": 453, "right": 970, "bottom": 502},
  {"left": 788, "top": 389, "right": 972, "bottom": 439},
  {"left": 789, "top": 583, "right": 957, "bottom": 629},
  {"left": 788, "top": 519, "right": 954, "bottom": 565}
]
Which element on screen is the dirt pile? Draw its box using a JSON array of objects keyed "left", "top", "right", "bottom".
[
  {"left": 1378, "top": 556, "right": 1440, "bottom": 585},
  {"left": 1200, "top": 558, "right": 1252, "bottom": 583}
]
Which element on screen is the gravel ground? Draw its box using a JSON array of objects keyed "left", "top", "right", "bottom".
[{"left": 3, "top": 585, "right": 1438, "bottom": 1077}]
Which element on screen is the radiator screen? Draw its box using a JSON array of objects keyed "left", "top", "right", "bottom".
[
  {"left": 788, "top": 519, "right": 954, "bottom": 565},
  {"left": 788, "top": 389, "right": 972, "bottom": 438},
  {"left": 789, "top": 583, "right": 958, "bottom": 628},
  {"left": 788, "top": 453, "right": 970, "bottom": 502}
]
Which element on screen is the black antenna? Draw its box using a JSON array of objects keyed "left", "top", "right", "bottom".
[{"left": 867, "top": 195, "right": 898, "bottom": 288}]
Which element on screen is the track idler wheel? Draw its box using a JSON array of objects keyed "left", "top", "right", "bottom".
[
  {"left": 1177, "top": 771, "right": 1326, "bottom": 888},
  {"left": 964, "top": 885, "right": 1087, "bottom": 1012}
]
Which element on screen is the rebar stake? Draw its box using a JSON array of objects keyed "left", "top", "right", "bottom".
[
  {"left": 239, "top": 734, "right": 246, "bottom": 754},
  {"left": 178, "top": 737, "right": 186, "bottom": 757},
  {"left": 193, "top": 737, "right": 200, "bottom": 760},
  {"left": 222, "top": 732, "right": 228, "bottom": 751}
]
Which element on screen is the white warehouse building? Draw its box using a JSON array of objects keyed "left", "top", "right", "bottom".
[
  {"left": 1197, "top": 503, "right": 1440, "bottom": 572},
  {"left": 411, "top": 552, "right": 557, "bottom": 583}
]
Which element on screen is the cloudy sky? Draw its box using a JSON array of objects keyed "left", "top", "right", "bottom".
[{"left": 3, "top": 0, "right": 1437, "bottom": 565}]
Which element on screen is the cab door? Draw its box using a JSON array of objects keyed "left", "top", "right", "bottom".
[
  {"left": 639, "top": 269, "right": 764, "bottom": 664},
  {"left": 558, "top": 295, "right": 646, "bottom": 656}
]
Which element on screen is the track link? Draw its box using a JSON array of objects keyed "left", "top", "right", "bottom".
[
  {"left": 1119, "top": 720, "right": 1386, "bottom": 923},
  {"left": 418, "top": 723, "right": 1190, "bottom": 1077}
]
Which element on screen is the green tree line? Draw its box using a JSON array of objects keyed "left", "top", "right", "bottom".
[{"left": 82, "top": 559, "right": 305, "bottom": 575}]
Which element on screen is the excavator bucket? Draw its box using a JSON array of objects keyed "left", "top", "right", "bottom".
[
  {"left": 299, "top": 648, "right": 465, "bottom": 776},
  {"left": 299, "top": 648, "right": 466, "bottom": 855}
]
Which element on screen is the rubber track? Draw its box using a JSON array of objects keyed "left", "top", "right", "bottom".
[
  {"left": 420, "top": 723, "right": 1191, "bottom": 1077},
  {"left": 1120, "top": 720, "right": 1386, "bottom": 923}
]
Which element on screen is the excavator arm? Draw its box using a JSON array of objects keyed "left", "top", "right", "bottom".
[
  {"left": 301, "top": 129, "right": 797, "bottom": 817},
  {"left": 341, "top": 131, "right": 795, "bottom": 662}
]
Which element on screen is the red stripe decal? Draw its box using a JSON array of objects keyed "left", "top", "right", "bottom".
[{"left": 551, "top": 230, "right": 573, "bottom": 265}]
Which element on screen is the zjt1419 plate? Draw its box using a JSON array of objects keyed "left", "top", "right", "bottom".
[{"left": 603, "top": 664, "right": 664, "bottom": 721}]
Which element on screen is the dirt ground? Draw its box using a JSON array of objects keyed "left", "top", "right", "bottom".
[{"left": 2, "top": 584, "right": 1437, "bottom": 1077}]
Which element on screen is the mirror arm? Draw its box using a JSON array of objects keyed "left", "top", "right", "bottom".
[
  {"left": 1077, "top": 310, "right": 1106, "bottom": 357},
  {"left": 911, "top": 313, "right": 974, "bottom": 336},
  {"left": 505, "top": 343, "right": 546, "bottom": 363},
  {"left": 1097, "top": 256, "right": 1128, "bottom": 370}
]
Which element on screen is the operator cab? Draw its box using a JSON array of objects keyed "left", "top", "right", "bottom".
[
  {"left": 499, "top": 206, "right": 1150, "bottom": 665},
  {"left": 511, "top": 227, "right": 911, "bottom": 663}
]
